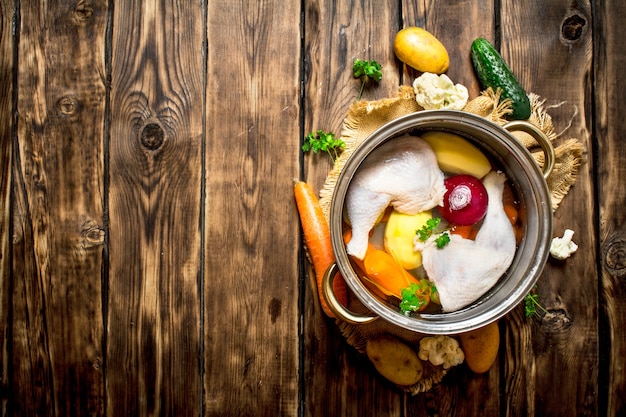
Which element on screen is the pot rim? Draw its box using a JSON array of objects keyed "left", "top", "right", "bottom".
[{"left": 329, "top": 110, "right": 553, "bottom": 334}]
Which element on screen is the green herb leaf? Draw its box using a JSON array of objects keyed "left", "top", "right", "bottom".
[
  {"left": 435, "top": 232, "right": 451, "bottom": 248},
  {"left": 352, "top": 59, "right": 383, "bottom": 100},
  {"left": 416, "top": 218, "right": 441, "bottom": 242},
  {"left": 353, "top": 59, "right": 383, "bottom": 81},
  {"left": 416, "top": 218, "right": 451, "bottom": 249},
  {"left": 399, "top": 280, "right": 439, "bottom": 315},
  {"left": 302, "top": 130, "right": 345, "bottom": 162},
  {"left": 524, "top": 286, "right": 548, "bottom": 318},
  {"left": 399, "top": 282, "right": 429, "bottom": 316}
]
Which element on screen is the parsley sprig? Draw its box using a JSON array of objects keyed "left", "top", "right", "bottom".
[
  {"left": 302, "top": 130, "right": 345, "bottom": 162},
  {"left": 416, "top": 218, "right": 451, "bottom": 249},
  {"left": 399, "top": 280, "right": 438, "bottom": 316},
  {"left": 524, "top": 286, "right": 548, "bottom": 318},
  {"left": 352, "top": 59, "right": 383, "bottom": 100}
]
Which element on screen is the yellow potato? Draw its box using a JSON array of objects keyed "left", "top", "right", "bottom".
[
  {"left": 384, "top": 210, "right": 432, "bottom": 270},
  {"left": 366, "top": 335, "right": 424, "bottom": 386},
  {"left": 421, "top": 131, "right": 492, "bottom": 179},
  {"left": 394, "top": 27, "right": 449, "bottom": 74},
  {"left": 458, "top": 321, "right": 500, "bottom": 374}
]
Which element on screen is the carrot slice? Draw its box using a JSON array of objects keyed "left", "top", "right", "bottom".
[
  {"left": 503, "top": 204, "right": 518, "bottom": 226},
  {"left": 294, "top": 181, "right": 348, "bottom": 317},
  {"left": 344, "top": 229, "right": 419, "bottom": 298},
  {"left": 361, "top": 249, "right": 420, "bottom": 298},
  {"left": 450, "top": 224, "right": 477, "bottom": 240}
]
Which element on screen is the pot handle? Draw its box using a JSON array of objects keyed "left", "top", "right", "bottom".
[
  {"left": 322, "top": 263, "right": 379, "bottom": 324},
  {"left": 503, "top": 120, "right": 555, "bottom": 179}
]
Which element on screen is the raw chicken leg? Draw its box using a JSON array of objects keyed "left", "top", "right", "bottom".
[
  {"left": 419, "top": 171, "right": 516, "bottom": 312},
  {"left": 345, "top": 135, "right": 445, "bottom": 259}
]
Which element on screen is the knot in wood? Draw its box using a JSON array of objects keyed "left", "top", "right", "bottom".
[
  {"left": 268, "top": 298, "right": 282, "bottom": 324},
  {"left": 140, "top": 123, "right": 165, "bottom": 150},
  {"left": 561, "top": 14, "right": 586, "bottom": 41},
  {"left": 81, "top": 220, "right": 105, "bottom": 247},
  {"left": 73, "top": 1, "right": 94, "bottom": 22},
  {"left": 57, "top": 96, "right": 79, "bottom": 116},
  {"left": 605, "top": 238, "right": 626, "bottom": 277}
]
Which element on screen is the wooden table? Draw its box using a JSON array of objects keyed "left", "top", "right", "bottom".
[{"left": 1, "top": 1, "right": 624, "bottom": 416}]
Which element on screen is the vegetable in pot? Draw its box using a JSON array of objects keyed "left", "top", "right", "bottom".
[
  {"left": 440, "top": 175, "right": 489, "bottom": 226},
  {"left": 384, "top": 209, "right": 433, "bottom": 270}
]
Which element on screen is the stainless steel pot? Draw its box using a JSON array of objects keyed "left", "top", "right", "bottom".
[{"left": 323, "top": 110, "right": 554, "bottom": 334}]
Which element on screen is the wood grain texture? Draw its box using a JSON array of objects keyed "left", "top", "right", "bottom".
[
  {"left": 0, "top": 0, "right": 624, "bottom": 415},
  {"left": 401, "top": 0, "right": 494, "bottom": 96},
  {"left": 402, "top": 3, "right": 500, "bottom": 417},
  {"left": 302, "top": 1, "right": 402, "bottom": 416},
  {"left": 0, "top": 0, "right": 13, "bottom": 411},
  {"left": 203, "top": 1, "right": 301, "bottom": 415},
  {"left": 10, "top": 0, "right": 108, "bottom": 415},
  {"left": 594, "top": 0, "right": 626, "bottom": 416},
  {"left": 107, "top": 1, "right": 204, "bottom": 415},
  {"left": 501, "top": 2, "right": 597, "bottom": 416}
]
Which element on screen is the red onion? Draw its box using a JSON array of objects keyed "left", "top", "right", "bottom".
[{"left": 440, "top": 175, "right": 489, "bottom": 226}]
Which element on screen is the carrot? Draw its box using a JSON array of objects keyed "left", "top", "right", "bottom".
[
  {"left": 450, "top": 224, "right": 477, "bottom": 240},
  {"left": 343, "top": 229, "right": 419, "bottom": 298},
  {"left": 361, "top": 249, "right": 420, "bottom": 298},
  {"left": 294, "top": 180, "right": 348, "bottom": 317},
  {"left": 503, "top": 204, "right": 518, "bottom": 226},
  {"left": 502, "top": 203, "right": 524, "bottom": 244}
]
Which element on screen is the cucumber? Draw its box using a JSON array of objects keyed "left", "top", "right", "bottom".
[{"left": 470, "top": 38, "right": 531, "bottom": 120}]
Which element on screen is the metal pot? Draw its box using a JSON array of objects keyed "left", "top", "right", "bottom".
[{"left": 323, "top": 110, "right": 554, "bottom": 334}]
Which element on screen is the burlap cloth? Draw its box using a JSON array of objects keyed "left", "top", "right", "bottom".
[{"left": 317, "top": 86, "right": 585, "bottom": 395}]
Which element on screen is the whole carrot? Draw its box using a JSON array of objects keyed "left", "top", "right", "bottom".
[{"left": 294, "top": 180, "right": 348, "bottom": 317}]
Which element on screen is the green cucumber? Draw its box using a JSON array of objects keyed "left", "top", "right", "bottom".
[{"left": 470, "top": 38, "right": 531, "bottom": 120}]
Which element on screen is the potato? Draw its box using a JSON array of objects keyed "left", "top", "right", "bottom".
[
  {"left": 366, "top": 335, "right": 424, "bottom": 386},
  {"left": 384, "top": 210, "right": 432, "bottom": 270},
  {"left": 421, "top": 131, "right": 492, "bottom": 179},
  {"left": 393, "top": 27, "right": 449, "bottom": 74},
  {"left": 458, "top": 321, "right": 500, "bottom": 374}
]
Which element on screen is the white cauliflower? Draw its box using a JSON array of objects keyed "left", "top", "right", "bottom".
[
  {"left": 418, "top": 335, "right": 465, "bottom": 369},
  {"left": 550, "top": 229, "right": 578, "bottom": 260},
  {"left": 413, "top": 73, "right": 469, "bottom": 110}
]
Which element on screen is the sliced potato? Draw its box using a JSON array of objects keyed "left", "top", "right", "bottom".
[
  {"left": 366, "top": 334, "right": 424, "bottom": 386},
  {"left": 421, "top": 131, "right": 492, "bottom": 178},
  {"left": 384, "top": 210, "right": 432, "bottom": 270}
]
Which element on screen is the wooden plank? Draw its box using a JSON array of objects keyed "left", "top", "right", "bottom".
[
  {"left": 107, "top": 1, "right": 204, "bottom": 415},
  {"left": 202, "top": 1, "right": 301, "bottom": 415},
  {"left": 10, "top": 0, "right": 108, "bottom": 415},
  {"left": 500, "top": 1, "right": 597, "bottom": 416},
  {"left": 0, "top": 0, "right": 13, "bottom": 411},
  {"left": 401, "top": 3, "right": 499, "bottom": 417},
  {"left": 594, "top": 0, "right": 626, "bottom": 415},
  {"left": 401, "top": 0, "right": 494, "bottom": 96},
  {"left": 302, "top": 1, "right": 402, "bottom": 416}
]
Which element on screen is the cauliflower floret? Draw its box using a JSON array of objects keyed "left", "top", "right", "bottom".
[
  {"left": 550, "top": 229, "right": 578, "bottom": 260},
  {"left": 418, "top": 335, "right": 465, "bottom": 369},
  {"left": 413, "top": 73, "right": 469, "bottom": 110}
]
